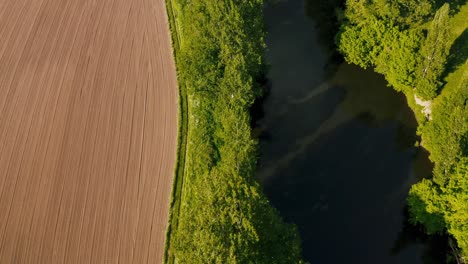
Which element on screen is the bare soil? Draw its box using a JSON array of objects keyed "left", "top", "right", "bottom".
[{"left": 0, "top": 0, "right": 178, "bottom": 262}]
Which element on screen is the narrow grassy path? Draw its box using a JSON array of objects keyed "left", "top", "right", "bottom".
[{"left": 163, "top": 0, "right": 187, "bottom": 263}]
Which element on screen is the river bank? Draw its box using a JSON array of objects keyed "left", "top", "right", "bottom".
[{"left": 256, "top": 0, "right": 449, "bottom": 262}]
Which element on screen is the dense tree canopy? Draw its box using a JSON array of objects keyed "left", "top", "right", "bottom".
[
  {"left": 410, "top": 66, "right": 468, "bottom": 258},
  {"left": 337, "top": 1, "right": 427, "bottom": 93},
  {"left": 168, "top": 0, "right": 303, "bottom": 263},
  {"left": 419, "top": 66, "right": 468, "bottom": 181},
  {"left": 344, "top": 0, "right": 434, "bottom": 27},
  {"left": 415, "top": 4, "right": 452, "bottom": 99},
  {"left": 409, "top": 156, "right": 468, "bottom": 258}
]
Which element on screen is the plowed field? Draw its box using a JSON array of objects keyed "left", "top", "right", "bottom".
[{"left": 0, "top": 0, "right": 178, "bottom": 262}]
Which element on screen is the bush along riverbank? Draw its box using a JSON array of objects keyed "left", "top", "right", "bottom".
[
  {"left": 165, "top": 0, "right": 303, "bottom": 263},
  {"left": 337, "top": 0, "right": 468, "bottom": 261}
]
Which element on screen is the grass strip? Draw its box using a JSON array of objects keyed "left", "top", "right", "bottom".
[{"left": 163, "top": 0, "right": 187, "bottom": 263}]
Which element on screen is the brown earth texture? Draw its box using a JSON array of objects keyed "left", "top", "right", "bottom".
[{"left": 0, "top": 0, "right": 178, "bottom": 262}]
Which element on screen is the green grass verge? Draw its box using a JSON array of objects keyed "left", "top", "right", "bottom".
[
  {"left": 450, "top": 3, "right": 468, "bottom": 39},
  {"left": 163, "top": 0, "right": 186, "bottom": 263}
]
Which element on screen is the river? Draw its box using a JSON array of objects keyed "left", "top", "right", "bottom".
[{"left": 256, "top": 0, "right": 447, "bottom": 263}]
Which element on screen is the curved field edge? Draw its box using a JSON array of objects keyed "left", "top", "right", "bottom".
[{"left": 163, "top": 0, "right": 187, "bottom": 263}]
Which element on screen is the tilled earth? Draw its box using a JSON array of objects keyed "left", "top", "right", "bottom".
[{"left": 0, "top": 0, "right": 178, "bottom": 262}]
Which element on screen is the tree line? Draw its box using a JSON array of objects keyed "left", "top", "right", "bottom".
[{"left": 168, "top": 0, "right": 304, "bottom": 263}]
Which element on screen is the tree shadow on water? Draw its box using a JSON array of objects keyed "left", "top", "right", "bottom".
[
  {"left": 304, "top": 0, "right": 345, "bottom": 79},
  {"left": 391, "top": 206, "right": 451, "bottom": 264},
  {"left": 304, "top": 0, "right": 344, "bottom": 50},
  {"left": 250, "top": 72, "right": 273, "bottom": 140}
]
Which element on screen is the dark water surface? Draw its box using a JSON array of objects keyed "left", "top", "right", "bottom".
[{"left": 257, "top": 0, "right": 446, "bottom": 263}]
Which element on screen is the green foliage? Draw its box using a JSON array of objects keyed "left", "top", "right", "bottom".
[
  {"left": 168, "top": 0, "right": 303, "bottom": 263},
  {"left": 409, "top": 158, "right": 468, "bottom": 257},
  {"left": 411, "top": 64, "right": 468, "bottom": 258},
  {"left": 408, "top": 179, "right": 445, "bottom": 234},
  {"left": 444, "top": 161, "right": 468, "bottom": 257},
  {"left": 374, "top": 29, "right": 423, "bottom": 91},
  {"left": 337, "top": 1, "right": 423, "bottom": 91},
  {"left": 415, "top": 3, "right": 452, "bottom": 99},
  {"left": 337, "top": 16, "right": 390, "bottom": 68},
  {"left": 420, "top": 66, "right": 468, "bottom": 182},
  {"left": 344, "top": 0, "right": 434, "bottom": 27}
]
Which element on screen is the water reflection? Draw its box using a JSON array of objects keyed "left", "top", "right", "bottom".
[{"left": 256, "top": 0, "right": 443, "bottom": 263}]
